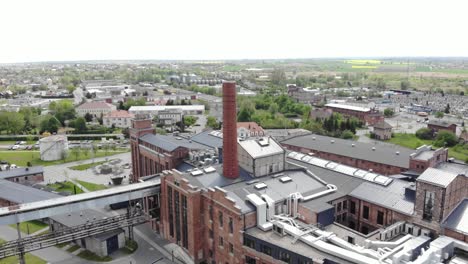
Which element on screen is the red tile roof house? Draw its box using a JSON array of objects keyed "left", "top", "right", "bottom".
[
  {"left": 103, "top": 110, "right": 135, "bottom": 128},
  {"left": 76, "top": 101, "right": 117, "bottom": 118},
  {"left": 237, "top": 122, "right": 265, "bottom": 139}
]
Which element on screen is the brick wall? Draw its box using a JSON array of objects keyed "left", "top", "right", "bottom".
[{"left": 444, "top": 228, "right": 468, "bottom": 243}]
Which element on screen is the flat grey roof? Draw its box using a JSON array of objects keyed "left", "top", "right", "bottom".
[
  {"left": 443, "top": 199, "right": 468, "bottom": 235},
  {"left": 238, "top": 137, "right": 284, "bottom": 159},
  {"left": 50, "top": 209, "right": 109, "bottom": 227},
  {"left": 0, "top": 167, "right": 44, "bottom": 179},
  {"left": 191, "top": 130, "right": 223, "bottom": 149},
  {"left": 281, "top": 134, "right": 414, "bottom": 168},
  {"left": 416, "top": 168, "right": 459, "bottom": 187},
  {"left": 140, "top": 134, "right": 212, "bottom": 152},
  {"left": 0, "top": 180, "right": 60, "bottom": 204},
  {"left": 349, "top": 180, "right": 415, "bottom": 215},
  {"left": 436, "top": 162, "right": 468, "bottom": 175}
]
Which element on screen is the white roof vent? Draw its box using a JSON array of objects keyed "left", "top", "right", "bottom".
[
  {"left": 331, "top": 140, "right": 335, "bottom": 144},
  {"left": 279, "top": 176, "right": 292, "bottom": 183},
  {"left": 254, "top": 183, "right": 267, "bottom": 190},
  {"left": 203, "top": 167, "right": 216, "bottom": 173},
  {"left": 312, "top": 137, "right": 316, "bottom": 140},
  {"left": 351, "top": 143, "right": 355, "bottom": 147},
  {"left": 372, "top": 147, "right": 376, "bottom": 151},
  {"left": 191, "top": 170, "right": 203, "bottom": 176},
  {"left": 396, "top": 151, "right": 400, "bottom": 155}
]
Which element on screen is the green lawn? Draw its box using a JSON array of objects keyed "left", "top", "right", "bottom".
[
  {"left": 120, "top": 240, "right": 138, "bottom": 255},
  {"left": 388, "top": 133, "right": 468, "bottom": 161},
  {"left": 77, "top": 250, "right": 112, "bottom": 262},
  {"left": 75, "top": 180, "right": 107, "bottom": 192},
  {"left": 69, "top": 160, "right": 108, "bottom": 171},
  {"left": 9, "top": 220, "right": 48, "bottom": 235},
  {"left": 66, "top": 244, "right": 81, "bottom": 253},
  {"left": 0, "top": 150, "right": 128, "bottom": 167},
  {"left": 0, "top": 239, "right": 46, "bottom": 264},
  {"left": 47, "top": 181, "right": 84, "bottom": 195}
]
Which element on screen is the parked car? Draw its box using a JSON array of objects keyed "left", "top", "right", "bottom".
[
  {"left": 0, "top": 160, "right": 8, "bottom": 165},
  {"left": 10, "top": 164, "right": 17, "bottom": 169},
  {"left": 15, "top": 141, "right": 21, "bottom": 145},
  {"left": 26, "top": 145, "right": 32, "bottom": 150},
  {"left": 19, "top": 141, "right": 26, "bottom": 145},
  {"left": 12, "top": 145, "right": 19, "bottom": 150},
  {"left": 8, "top": 145, "right": 14, "bottom": 150}
]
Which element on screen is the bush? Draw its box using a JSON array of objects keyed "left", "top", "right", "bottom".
[
  {"left": 434, "top": 131, "right": 458, "bottom": 147},
  {"left": 341, "top": 130, "right": 354, "bottom": 139},
  {"left": 415, "top": 128, "right": 433, "bottom": 140}
]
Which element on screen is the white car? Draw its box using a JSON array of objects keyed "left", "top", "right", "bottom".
[
  {"left": 12, "top": 145, "right": 20, "bottom": 150},
  {"left": 10, "top": 164, "right": 17, "bottom": 169}
]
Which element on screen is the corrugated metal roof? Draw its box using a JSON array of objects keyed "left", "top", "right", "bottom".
[
  {"left": 349, "top": 180, "right": 415, "bottom": 215},
  {"left": 416, "top": 168, "right": 459, "bottom": 187},
  {"left": 282, "top": 134, "right": 414, "bottom": 168},
  {"left": 191, "top": 130, "right": 223, "bottom": 149}
]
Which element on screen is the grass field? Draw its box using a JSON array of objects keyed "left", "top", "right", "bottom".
[
  {"left": 75, "top": 180, "right": 107, "bottom": 192},
  {"left": 345, "top": 59, "right": 381, "bottom": 64},
  {"left": 47, "top": 181, "right": 84, "bottom": 194},
  {"left": 77, "top": 250, "right": 112, "bottom": 262},
  {"left": 0, "top": 150, "right": 128, "bottom": 167},
  {"left": 388, "top": 133, "right": 468, "bottom": 161},
  {"left": 66, "top": 244, "right": 81, "bottom": 253},
  {"left": 0, "top": 239, "right": 46, "bottom": 264},
  {"left": 9, "top": 220, "right": 48, "bottom": 235},
  {"left": 69, "top": 160, "right": 108, "bottom": 171}
]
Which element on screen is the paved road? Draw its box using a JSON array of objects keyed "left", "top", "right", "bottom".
[{"left": 43, "top": 152, "right": 132, "bottom": 186}]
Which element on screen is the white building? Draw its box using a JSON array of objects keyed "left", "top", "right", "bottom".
[
  {"left": 238, "top": 136, "right": 285, "bottom": 177},
  {"left": 76, "top": 101, "right": 117, "bottom": 118},
  {"left": 129, "top": 105, "right": 204, "bottom": 117},
  {"left": 156, "top": 109, "right": 183, "bottom": 126},
  {"left": 39, "top": 135, "right": 69, "bottom": 161},
  {"left": 103, "top": 110, "right": 135, "bottom": 128}
]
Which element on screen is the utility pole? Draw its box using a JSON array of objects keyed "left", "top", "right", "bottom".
[{"left": 16, "top": 222, "right": 25, "bottom": 264}]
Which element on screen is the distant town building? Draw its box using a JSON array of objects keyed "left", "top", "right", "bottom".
[
  {"left": 287, "top": 84, "right": 323, "bottom": 104},
  {"left": 76, "top": 101, "right": 116, "bottom": 118},
  {"left": 128, "top": 105, "right": 204, "bottom": 117},
  {"left": 372, "top": 120, "right": 393, "bottom": 140},
  {"left": 427, "top": 120, "right": 457, "bottom": 134},
  {"left": 103, "top": 110, "right": 134, "bottom": 128},
  {"left": 237, "top": 122, "right": 265, "bottom": 139},
  {"left": 156, "top": 109, "right": 183, "bottom": 127},
  {"left": 0, "top": 166, "right": 44, "bottom": 184},
  {"left": 310, "top": 108, "right": 333, "bottom": 121},
  {"left": 325, "top": 103, "right": 384, "bottom": 125}
]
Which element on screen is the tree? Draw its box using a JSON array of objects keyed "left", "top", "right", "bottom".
[
  {"left": 66, "top": 84, "right": 76, "bottom": 94},
  {"left": 183, "top": 116, "right": 198, "bottom": 127},
  {"left": 434, "top": 131, "right": 458, "bottom": 147},
  {"left": 341, "top": 130, "right": 354, "bottom": 139},
  {"left": 444, "top": 104, "right": 450, "bottom": 114},
  {"left": 383, "top": 108, "right": 395, "bottom": 117},
  {"left": 400, "top": 80, "right": 410, "bottom": 90},
  {"left": 206, "top": 116, "right": 220, "bottom": 129},
  {"left": 84, "top": 113, "right": 93, "bottom": 122},
  {"left": 0, "top": 111, "right": 25, "bottom": 134},
  {"left": 82, "top": 147, "right": 90, "bottom": 158},
  {"left": 416, "top": 128, "right": 433, "bottom": 140},
  {"left": 85, "top": 92, "right": 93, "bottom": 99},
  {"left": 71, "top": 147, "right": 81, "bottom": 161},
  {"left": 435, "top": 111, "right": 444, "bottom": 119},
  {"left": 49, "top": 100, "right": 76, "bottom": 125},
  {"left": 73, "top": 117, "right": 87, "bottom": 133},
  {"left": 271, "top": 68, "right": 286, "bottom": 85}
]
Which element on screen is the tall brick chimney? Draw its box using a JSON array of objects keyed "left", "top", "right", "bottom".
[{"left": 222, "top": 81, "right": 239, "bottom": 179}]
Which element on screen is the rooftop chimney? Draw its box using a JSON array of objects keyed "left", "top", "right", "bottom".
[{"left": 222, "top": 81, "right": 239, "bottom": 179}]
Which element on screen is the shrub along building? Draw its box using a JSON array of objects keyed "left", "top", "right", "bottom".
[{"left": 131, "top": 82, "right": 468, "bottom": 264}]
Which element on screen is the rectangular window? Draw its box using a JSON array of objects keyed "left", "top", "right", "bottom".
[
  {"left": 261, "top": 245, "right": 272, "bottom": 256},
  {"left": 280, "top": 251, "right": 291, "bottom": 263},
  {"left": 350, "top": 201, "right": 356, "bottom": 214},
  {"left": 423, "top": 191, "right": 435, "bottom": 221},
  {"left": 244, "top": 237, "right": 255, "bottom": 249},
  {"left": 209, "top": 205, "right": 213, "bottom": 220},
  {"left": 377, "top": 211, "right": 384, "bottom": 225},
  {"left": 343, "top": 201, "right": 347, "bottom": 210},
  {"left": 209, "top": 229, "right": 214, "bottom": 238},
  {"left": 174, "top": 190, "right": 181, "bottom": 243},
  {"left": 229, "top": 243, "right": 234, "bottom": 254},
  {"left": 168, "top": 186, "right": 174, "bottom": 237},
  {"left": 219, "top": 236, "right": 224, "bottom": 247},
  {"left": 229, "top": 217, "right": 233, "bottom": 234},
  {"left": 182, "top": 195, "right": 188, "bottom": 249},
  {"left": 363, "top": 206, "right": 369, "bottom": 220},
  {"left": 219, "top": 211, "right": 223, "bottom": 227},
  {"left": 337, "top": 202, "right": 342, "bottom": 212},
  {"left": 245, "top": 256, "right": 256, "bottom": 264}
]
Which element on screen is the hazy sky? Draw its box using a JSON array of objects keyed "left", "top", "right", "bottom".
[{"left": 1, "top": 0, "right": 467, "bottom": 63}]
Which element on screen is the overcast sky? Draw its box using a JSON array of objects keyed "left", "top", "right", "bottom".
[{"left": 1, "top": 0, "right": 467, "bottom": 63}]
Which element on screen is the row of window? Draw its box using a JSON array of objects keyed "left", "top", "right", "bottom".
[
  {"left": 209, "top": 205, "right": 234, "bottom": 234},
  {"left": 243, "top": 238, "right": 312, "bottom": 264}
]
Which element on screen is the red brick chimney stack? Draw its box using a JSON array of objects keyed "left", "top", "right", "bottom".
[{"left": 222, "top": 81, "right": 239, "bottom": 179}]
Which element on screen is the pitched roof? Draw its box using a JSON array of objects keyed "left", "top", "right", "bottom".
[
  {"left": 237, "top": 122, "right": 264, "bottom": 133},
  {"left": 77, "top": 101, "right": 114, "bottom": 110},
  {"left": 373, "top": 120, "right": 392, "bottom": 129},
  {"left": 238, "top": 137, "right": 284, "bottom": 159},
  {"left": 0, "top": 166, "right": 44, "bottom": 180},
  {"left": 428, "top": 120, "right": 456, "bottom": 128},
  {"left": 0, "top": 180, "right": 60, "bottom": 204},
  {"left": 281, "top": 134, "right": 413, "bottom": 168},
  {"left": 104, "top": 110, "right": 134, "bottom": 118}
]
